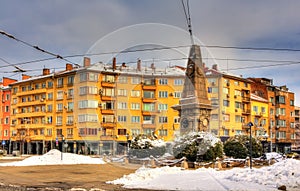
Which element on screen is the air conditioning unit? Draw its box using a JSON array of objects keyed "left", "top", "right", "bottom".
[
  {"left": 40, "top": 99, "right": 44, "bottom": 102},
  {"left": 276, "top": 125, "right": 280, "bottom": 129}
]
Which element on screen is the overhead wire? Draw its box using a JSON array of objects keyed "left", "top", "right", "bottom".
[{"left": 0, "top": 30, "right": 78, "bottom": 65}]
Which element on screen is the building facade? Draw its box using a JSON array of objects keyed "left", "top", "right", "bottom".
[{"left": 9, "top": 57, "right": 185, "bottom": 155}]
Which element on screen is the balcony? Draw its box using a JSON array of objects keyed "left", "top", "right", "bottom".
[
  {"left": 101, "top": 109, "right": 115, "bottom": 115},
  {"left": 101, "top": 122, "right": 116, "bottom": 128},
  {"left": 242, "top": 109, "right": 251, "bottom": 114},
  {"left": 101, "top": 81, "right": 115, "bottom": 88},
  {"left": 142, "top": 97, "right": 156, "bottom": 102},
  {"left": 101, "top": 95, "right": 116, "bottom": 101},
  {"left": 242, "top": 96, "right": 250, "bottom": 102},
  {"left": 142, "top": 84, "right": 156, "bottom": 90}
]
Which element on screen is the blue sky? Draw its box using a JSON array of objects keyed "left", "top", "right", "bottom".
[{"left": 1, "top": 0, "right": 300, "bottom": 104}]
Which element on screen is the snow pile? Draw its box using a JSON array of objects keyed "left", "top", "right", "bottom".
[
  {"left": 221, "top": 159, "right": 300, "bottom": 189},
  {"left": 109, "top": 159, "right": 300, "bottom": 191},
  {"left": 0, "top": 149, "right": 105, "bottom": 166}
]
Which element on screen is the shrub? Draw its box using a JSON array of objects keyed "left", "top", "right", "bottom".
[
  {"left": 128, "top": 134, "right": 166, "bottom": 158},
  {"left": 224, "top": 135, "right": 263, "bottom": 158},
  {"left": 173, "top": 132, "right": 223, "bottom": 162}
]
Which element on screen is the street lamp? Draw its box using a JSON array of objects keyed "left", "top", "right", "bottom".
[
  {"left": 61, "top": 135, "right": 65, "bottom": 160},
  {"left": 247, "top": 122, "right": 254, "bottom": 169}
]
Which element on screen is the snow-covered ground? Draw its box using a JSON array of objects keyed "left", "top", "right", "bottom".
[
  {"left": 0, "top": 149, "right": 105, "bottom": 166},
  {"left": 108, "top": 159, "right": 300, "bottom": 191},
  {"left": 0, "top": 149, "right": 299, "bottom": 191}
]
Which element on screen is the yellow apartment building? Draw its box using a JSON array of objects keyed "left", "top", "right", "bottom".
[
  {"left": 205, "top": 65, "right": 251, "bottom": 141},
  {"left": 9, "top": 57, "right": 185, "bottom": 155}
]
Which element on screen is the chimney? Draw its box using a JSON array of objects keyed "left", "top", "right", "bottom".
[
  {"left": 66, "top": 63, "right": 73, "bottom": 71},
  {"left": 83, "top": 57, "right": 91, "bottom": 67},
  {"left": 112, "top": 57, "right": 117, "bottom": 70},
  {"left": 43, "top": 68, "right": 50, "bottom": 76},
  {"left": 137, "top": 59, "right": 141, "bottom": 71},
  {"left": 212, "top": 64, "right": 218, "bottom": 71}
]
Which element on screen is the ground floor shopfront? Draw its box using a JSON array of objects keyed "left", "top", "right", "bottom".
[{"left": 5, "top": 140, "right": 128, "bottom": 156}]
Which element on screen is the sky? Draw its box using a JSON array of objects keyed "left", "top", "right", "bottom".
[
  {"left": 0, "top": 149, "right": 299, "bottom": 191},
  {"left": 1, "top": 0, "right": 300, "bottom": 104}
]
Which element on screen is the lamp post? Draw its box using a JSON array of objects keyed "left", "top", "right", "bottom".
[
  {"left": 247, "top": 122, "right": 253, "bottom": 169},
  {"left": 125, "top": 133, "right": 130, "bottom": 156},
  {"left": 61, "top": 135, "right": 64, "bottom": 160}
]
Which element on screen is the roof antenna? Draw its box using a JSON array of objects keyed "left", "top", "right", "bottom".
[{"left": 181, "top": 0, "right": 194, "bottom": 45}]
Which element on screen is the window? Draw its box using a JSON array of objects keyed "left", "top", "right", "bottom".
[
  {"left": 223, "top": 114, "right": 230, "bottom": 122},
  {"left": 223, "top": 100, "right": 230, "bottom": 107},
  {"left": 235, "top": 130, "right": 242, "bottom": 135},
  {"left": 276, "top": 108, "right": 286, "bottom": 115},
  {"left": 57, "top": 91, "right": 63, "bottom": 100},
  {"left": 118, "top": 129, "right": 127, "bottom": 136},
  {"left": 118, "top": 116, "right": 127, "bottom": 122},
  {"left": 144, "top": 91, "right": 155, "bottom": 98},
  {"left": 103, "top": 75, "right": 115, "bottom": 82},
  {"left": 131, "top": 77, "right": 141, "bottom": 84},
  {"left": 102, "top": 101, "right": 114, "bottom": 110},
  {"left": 174, "top": 79, "right": 183, "bottom": 85},
  {"left": 118, "top": 89, "right": 127, "bottom": 96},
  {"left": 143, "top": 116, "right": 155, "bottom": 124},
  {"left": 47, "top": 116, "right": 52, "bottom": 124},
  {"left": 290, "top": 100, "right": 294, "bottom": 106},
  {"left": 144, "top": 78, "right": 155, "bottom": 85},
  {"left": 253, "top": 106, "right": 258, "bottom": 113},
  {"left": 57, "top": 78, "right": 64, "bottom": 87},
  {"left": 13, "top": 87, "right": 18, "bottom": 94},
  {"left": 80, "top": 72, "right": 98, "bottom": 82},
  {"left": 68, "top": 89, "right": 74, "bottom": 98},
  {"left": 223, "top": 87, "right": 229, "bottom": 94},
  {"left": 78, "top": 100, "right": 98, "bottom": 108},
  {"left": 131, "top": 103, "right": 140, "bottom": 110},
  {"left": 276, "top": 131, "right": 286, "bottom": 139},
  {"left": 291, "top": 133, "right": 296, "bottom": 139},
  {"left": 159, "top": 91, "right": 168, "bottom": 98},
  {"left": 102, "top": 115, "right": 114, "bottom": 123},
  {"left": 118, "top": 102, "right": 127, "bottom": 109},
  {"left": 5, "top": 94, "right": 10, "bottom": 101},
  {"left": 131, "top": 116, "right": 140, "bottom": 123},
  {"left": 235, "top": 115, "right": 242, "bottom": 123},
  {"left": 47, "top": 81, "right": 53, "bottom": 88},
  {"left": 159, "top": 78, "right": 168, "bottom": 85},
  {"left": 234, "top": 90, "right": 241, "bottom": 96},
  {"left": 174, "top": 92, "right": 182, "bottom": 98},
  {"left": 158, "top": 129, "right": 168, "bottom": 136},
  {"left": 68, "top": 76, "right": 74, "bottom": 85},
  {"left": 290, "top": 122, "right": 295, "bottom": 128},
  {"left": 234, "top": 81, "right": 239, "bottom": 86},
  {"left": 276, "top": 96, "right": 285, "bottom": 104},
  {"left": 67, "top": 128, "right": 73, "bottom": 136},
  {"left": 158, "top": 104, "right": 168, "bottom": 111},
  {"left": 276, "top": 120, "right": 286, "bottom": 127},
  {"left": 131, "top": 129, "right": 140, "bottom": 136},
  {"left": 48, "top": 93, "right": 53, "bottom": 100},
  {"left": 56, "top": 116, "right": 62, "bottom": 126},
  {"left": 131, "top": 90, "right": 140, "bottom": 97},
  {"left": 223, "top": 129, "right": 229, "bottom": 136},
  {"left": 79, "top": 86, "right": 98, "bottom": 95},
  {"left": 47, "top": 128, "right": 52, "bottom": 136},
  {"left": 67, "top": 116, "right": 74, "bottom": 125},
  {"left": 42, "top": 82, "right": 46, "bottom": 88},
  {"left": 57, "top": 103, "right": 63, "bottom": 112},
  {"left": 5, "top": 106, "right": 9, "bottom": 112},
  {"left": 78, "top": 114, "right": 98, "bottom": 122},
  {"left": 159, "top": 116, "right": 168, "bottom": 123},
  {"left": 22, "top": 86, "right": 27, "bottom": 92},
  {"left": 13, "top": 98, "right": 17, "bottom": 104},
  {"left": 102, "top": 88, "right": 115, "bottom": 96},
  {"left": 118, "top": 76, "right": 127, "bottom": 83},
  {"left": 47, "top": 105, "right": 53, "bottom": 112},
  {"left": 143, "top": 103, "right": 155, "bottom": 111},
  {"left": 67, "top": 102, "right": 74, "bottom": 111},
  {"left": 235, "top": 101, "right": 242, "bottom": 109},
  {"left": 143, "top": 128, "right": 154, "bottom": 136},
  {"left": 261, "top": 107, "right": 266, "bottom": 114}
]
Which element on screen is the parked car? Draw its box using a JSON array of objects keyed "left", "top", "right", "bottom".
[
  {"left": 260, "top": 152, "right": 284, "bottom": 162},
  {"left": 286, "top": 152, "right": 299, "bottom": 159}
]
